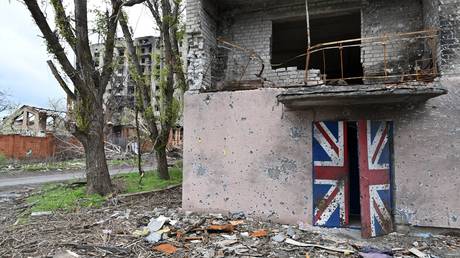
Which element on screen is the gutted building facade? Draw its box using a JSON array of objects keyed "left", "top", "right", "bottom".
[{"left": 184, "top": 0, "right": 460, "bottom": 238}]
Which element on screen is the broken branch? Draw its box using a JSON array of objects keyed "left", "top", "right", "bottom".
[{"left": 47, "top": 60, "right": 76, "bottom": 100}]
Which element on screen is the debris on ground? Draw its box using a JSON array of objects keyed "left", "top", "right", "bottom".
[{"left": 0, "top": 185, "right": 459, "bottom": 257}]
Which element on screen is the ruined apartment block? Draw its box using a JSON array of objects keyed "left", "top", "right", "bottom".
[
  {"left": 91, "top": 36, "right": 161, "bottom": 118},
  {"left": 91, "top": 36, "right": 163, "bottom": 144},
  {"left": 184, "top": 0, "right": 460, "bottom": 238}
]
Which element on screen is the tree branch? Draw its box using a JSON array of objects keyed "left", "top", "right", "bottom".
[
  {"left": 24, "top": 0, "right": 84, "bottom": 94},
  {"left": 146, "top": 0, "right": 163, "bottom": 30},
  {"left": 74, "top": 0, "right": 97, "bottom": 99},
  {"left": 47, "top": 60, "right": 77, "bottom": 100},
  {"left": 50, "top": 0, "right": 77, "bottom": 52},
  {"left": 123, "top": 0, "right": 148, "bottom": 7},
  {"left": 100, "top": 0, "right": 124, "bottom": 96}
]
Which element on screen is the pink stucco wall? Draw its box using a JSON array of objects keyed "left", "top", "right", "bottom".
[{"left": 183, "top": 77, "right": 460, "bottom": 229}]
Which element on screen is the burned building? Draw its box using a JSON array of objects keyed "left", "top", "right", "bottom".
[
  {"left": 0, "top": 105, "right": 66, "bottom": 137},
  {"left": 90, "top": 36, "right": 161, "bottom": 125},
  {"left": 183, "top": 0, "right": 460, "bottom": 238},
  {"left": 90, "top": 36, "right": 186, "bottom": 149}
]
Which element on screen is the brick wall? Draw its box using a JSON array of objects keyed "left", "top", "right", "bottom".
[
  {"left": 216, "top": 0, "right": 361, "bottom": 89},
  {"left": 438, "top": 0, "right": 460, "bottom": 76},
  {"left": 0, "top": 134, "right": 55, "bottom": 160},
  {"left": 187, "top": 0, "right": 460, "bottom": 88},
  {"left": 361, "top": 0, "right": 424, "bottom": 82},
  {"left": 186, "top": 0, "right": 364, "bottom": 90},
  {"left": 186, "top": 0, "right": 218, "bottom": 91}
]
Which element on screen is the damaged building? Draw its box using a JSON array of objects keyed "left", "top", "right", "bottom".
[
  {"left": 183, "top": 0, "right": 460, "bottom": 238},
  {"left": 0, "top": 105, "right": 66, "bottom": 137},
  {"left": 91, "top": 36, "right": 184, "bottom": 149}
]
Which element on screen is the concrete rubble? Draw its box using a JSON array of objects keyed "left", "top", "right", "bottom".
[{"left": 1, "top": 186, "right": 459, "bottom": 257}]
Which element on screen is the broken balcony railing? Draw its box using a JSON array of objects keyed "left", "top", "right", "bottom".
[{"left": 304, "top": 29, "right": 439, "bottom": 85}]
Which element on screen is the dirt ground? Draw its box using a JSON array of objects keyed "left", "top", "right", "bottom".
[{"left": 0, "top": 186, "right": 459, "bottom": 258}]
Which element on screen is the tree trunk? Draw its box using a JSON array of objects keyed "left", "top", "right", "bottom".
[
  {"left": 156, "top": 147, "right": 170, "bottom": 180},
  {"left": 84, "top": 132, "right": 113, "bottom": 195}
]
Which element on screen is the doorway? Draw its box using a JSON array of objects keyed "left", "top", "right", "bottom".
[
  {"left": 312, "top": 120, "right": 393, "bottom": 238},
  {"left": 347, "top": 122, "right": 361, "bottom": 228}
]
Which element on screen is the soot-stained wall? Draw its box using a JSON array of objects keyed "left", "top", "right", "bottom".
[{"left": 183, "top": 76, "right": 460, "bottom": 228}]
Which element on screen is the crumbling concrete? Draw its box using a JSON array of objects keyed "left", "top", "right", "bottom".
[
  {"left": 184, "top": 0, "right": 460, "bottom": 231},
  {"left": 0, "top": 105, "right": 66, "bottom": 137},
  {"left": 184, "top": 76, "right": 460, "bottom": 229}
]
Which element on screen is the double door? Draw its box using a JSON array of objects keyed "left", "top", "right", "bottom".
[{"left": 312, "top": 120, "right": 393, "bottom": 238}]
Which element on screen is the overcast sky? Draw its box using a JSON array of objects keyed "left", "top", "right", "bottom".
[{"left": 0, "top": 1, "right": 156, "bottom": 110}]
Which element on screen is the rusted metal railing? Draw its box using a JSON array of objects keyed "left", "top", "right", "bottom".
[{"left": 304, "top": 29, "right": 439, "bottom": 85}]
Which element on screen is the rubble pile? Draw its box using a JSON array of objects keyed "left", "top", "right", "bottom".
[{"left": 0, "top": 186, "right": 459, "bottom": 257}]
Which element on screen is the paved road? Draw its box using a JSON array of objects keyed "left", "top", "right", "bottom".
[{"left": 0, "top": 167, "right": 151, "bottom": 188}]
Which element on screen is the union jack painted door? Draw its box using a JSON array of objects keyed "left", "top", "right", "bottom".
[
  {"left": 312, "top": 121, "right": 349, "bottom": 227},
  {"left": 358, "top": 120, "right": 393, "bottom": 238}
]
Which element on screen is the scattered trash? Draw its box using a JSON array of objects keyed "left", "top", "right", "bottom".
[
  {"left": 412, "top": 232, "right": 433, "bottom": 239},
  {"left": 359, "top": 253, "right": 392, "bottom": 258},
  {"left": 286, "top": 227, "right": 296, "bottom": 237},
  {"left": 271, "top": 233, "right": 286, "bottom": 242},
  {"left": 133, "top": 227, "right": 149, "bottom": 237},
  {"left": 229, "top": 220, "right": 245, "bottom": 226},
  {"left": 143, "top": 216, "right": 174, "bottom": 243},
  {"left": 147, "top": 216, "right": 168, "bottom": 232},
  {"left": 250, "top": 229, "right": 268, "bottom": 238},
  {"left": 230, "top": 211, "right": 246, "bottom": 219},
  {"left": 209, "top": 213, "right": 224, "bottom": 219},
  {"left": 221, "top": 234, "right": 237, "bottom": 240},
  {"left": 285, "top": 238, "right": 355, "bottom": 255},
  {"left": 30, "top": 211, "right": 52, "bottom": 217},
  {"left": 145, "top": 227, "right": 171, "bottom": 243},
  {"left": 359, "top": 246, "right": 393, "bottom": 255},
  {"left": 2, "top": 186, "right": 458, "bottom": 258},
  {"left": 408, "top": 248, "right": 429, "bottom": 258},
  {"left": 207, "top": 224, "right": 235, "bottom": 233},
  {"left": 153, "top": 243, "right": 177, "bottom": 255},
  {"left": 240, "top": 232, "right": 250, "bottom": 238},
  {"left": 215, "top": 239, "right": 238, "bottom": 247}
]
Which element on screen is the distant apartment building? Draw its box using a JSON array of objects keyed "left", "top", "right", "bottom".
[
  {"left": 91, "top": 36, "right": 160, "bottom": 119},
  {"left": 90, "top": 36, "right": 185, "bottom": 149}
]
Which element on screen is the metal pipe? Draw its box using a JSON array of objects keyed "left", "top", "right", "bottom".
[
  {"left": 339, "top": 43, "right": 344, "bottom": 80},
  {"left": 305, "top": 0, "right": 311, "bottom": 48}
]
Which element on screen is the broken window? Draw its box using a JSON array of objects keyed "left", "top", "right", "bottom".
[
  {"left": 127, "top": 86, "right": 135, "bottom": 95},
  {"left": 309, "top": 12, "right": 363, "bottom": 83},
  {"left": 118, "top": 48, "right": 125, "bottom": 56},
  {"left": 271, "top": 18, "right": 307, "bottom": 70},
  {"left": 271, "top": 12, "right": 363, "bottom": 83}
]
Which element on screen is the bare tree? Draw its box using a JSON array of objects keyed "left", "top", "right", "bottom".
[
  {"left": 47, "top": 97, "right": 66, "bottom": 112},
  {"left": 23, "top": 0, "right": 129, "bottom": 195},
  {"left": 120, "top": 0, "right": 186, "bottom": 180},
  {"left": 0, "top": 90, "right": 11, "bottom": 114}
]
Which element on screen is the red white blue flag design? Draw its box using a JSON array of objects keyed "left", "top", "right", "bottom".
[
  {"left": 312, "top": 121, "right": 349, "bottom": 228},
  {"left": 358, "top": 120, "right": 393, "bottom": 238}
]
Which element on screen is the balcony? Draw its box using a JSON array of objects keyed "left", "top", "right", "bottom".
[{"left": 277, "top": 30, "right": 447, "bottom": 108}]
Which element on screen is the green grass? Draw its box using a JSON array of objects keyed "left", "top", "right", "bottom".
[
  {"left": 20, "top": 158, "right": 144, "bottom": 172},
  {"left": 115, "top": 167, "right": 182, "bottom": 193},
  {"left": 107, "top": 158, "right": 146, "bottom": 167},
  {"left": 26, "top": 168, "right": 182, "bottom": 213},
  {"left": 27, "top": 184, "right": 106, "bottom": 212}
]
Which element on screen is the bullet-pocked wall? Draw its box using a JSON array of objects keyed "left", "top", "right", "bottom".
[
  {"left": 184, "top": 0, "right": 460, "bottom": 229},
  {"left": 183, "top": 76, "right": 460, "bottom": 228}
]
